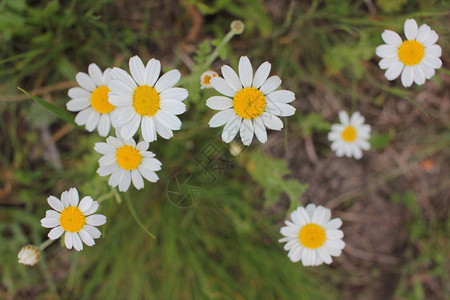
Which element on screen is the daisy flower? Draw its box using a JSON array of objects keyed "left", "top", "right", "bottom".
[
  {"left": 200, "top": 70, "right": 219, "bottom": 89},
  {"left": 206, "top": 56, "right": 296, "bottom": 146},
  {"left": 94, "top": 131, "right": 162, "bottom": 192},
  {"left": 376, "top": 19, "right": 442, "bottom": 87},
  {"left": 328, "top": 111, "right": 371, "bottom": 160},
  {"left": 40, "top": 188, "right": 106, "bottom": 251},
  {"left": 108, "top": 56, "right": 188, "bottom": 142},
  {"left": 66, "top": 63, "right": 118, "bottom": 137},
  {"left": 279, "top": 204, "right": 345, "bottom": 267}
]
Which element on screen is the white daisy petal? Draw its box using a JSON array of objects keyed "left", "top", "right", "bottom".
[
  {"left": 68, "top": 188, "right": 79, "bottom": 207},
  {"left": 155, "top": 110, "right": 181, "bottom": 130},
  {"left": 71, "top": 233, "right": 83, "bottom": 251},
  {"left": 375, "top": 44, "right": 397, "bottom": 58},
  {"left": 221, "top": 65, "right": 242, "bottom": 91},
  {"left": 425, "top": 44, "right": 442, "bottom": 58},
  {"left": 222, "top": 115, "right": 242, "bottom": 143},
  {"left": 422, "top": 30, "right": 438, "bottom": 47},
  {"left": 120, "top": 114, "right": 141, "bottom": 140},
  {"left": 325, "top": 218, "right": 343, "bottom": 230},
  {"left": 88, "top": 63, "right": 104, "bottom": 86},
  {"left": 86, "top": 214, "right": 107, "bottom": 226},
  {"left": 66, "top": 98, "right": 91, "bottom": 112},
  {"left": 85, "top": 111, "right": 101, "bottom": 132},
  {"left": 240, "top": 118, "right": 254, "bottom": 146},
  {"left": 155, "top": 69, "right": 181, "bottom": 93},
  {"left": 252, "top": 61, "right": 271, "bottom": 89},
  {"left": 384, "top": 61, "right": 404, "bottom": 81},
  {"left": 422, "top": 56, "right": 442, "bottom": 69},
  {"left": 47, "top": 196, "right": 64, "bottom": 212},
  {"left": 141, "top": 116, "right": 157, "bottom": 142},
  {"left": 379, "top": 56, "right": 400, "bottom": 70},
  {"left": 206, "top": 96, "right": 233, "bottom": 110},
  {"left": 210, "top": 77, "right": 237, "bottom": 97},
  {"left": 209, "top": 109, "right": 236, "bottom": 128},
  {"left": 381, "top": 30, "right": 402, "bottom": 47},
  {"left": 83, "top": 201, "right": 99, "bottom": 216},
  {"left": 238, "top": 56, "right": 253, "bottom": 88},
  {"left": 97, "top": 114, "right": 111, "bottom": 137},
  {"left": 111, "top": 67, "right": 137, "bottom": 89},
  {"left": 68, "top": 87, "right": 91, "bottom": 99},
  {"left": 129, "top": 56, "right": 146, "bottom": 86},
  {"left": 83, "top": 225, "right": 101, "bottom": 239},
  {"left": 40, "top": 217, "right": 60, "bottom": 228},
  {"left": 261, "top": 112, "right": 283, "bottom": 130},
  {"left": 253, "top": 117, "right": 267, "bottom": 143},
  {"left": 266, "top": 103, "right": 295, "bottom": 117},
  {"left": 401, "top": 66, "right": 414, "bottom": 87},
  {"left": 160, "top": 99, "right": 186, "bottom": 115},
  {"left": 48, "top": 226, "right": 64, "bottom": 240},
  {"left": 78, "top": 196, "right": 93, "bottom": 213},
  {"left": 154, "top": 117, "right": 173, "bottom": 139},
  {"left": 404, "top": 19, "right": 418, "bottom": 40},
  {"left": 118, "top": 170, "right": 132, "bottom": 192},
  {"left": 45, "top": 210, "right": 60, "bottom": 218},
  {"left": 109, "top": 79, "right": 135, "bottom": 98},
  {"left": 76, "top": 72, "right": 96, "bottom": 92},
  {"left": 159, "top": 87, "right": 189, "bottom": 101},
  {"left": 65, "top": 232, "right": 73, "bottom": 249},
  {"left": 267, "top": 90, "right": 295, "bottom": 104},
  {"left": 416, "top": 24, "right": 431, "bottom": 43},
  {"left": 131, "top": 169, "right": 145, "bottom": 190},
  {"left": 326, "top": 230, "right": 344, "bottom": 240},
  {"left": 413, "top": 65, "right": 425, "bottom": 85},
  {"left": 259, "top": 76, "right": 281, "bottom": 95},
  {"left": 79, "top": 229, "right": 95, "bottom": 246},
  {"left": 60, "top": 191, "right": 70, "bottom": 208},
  {"left": 144, "top": 58, "right": 161, "bottom": 86}
]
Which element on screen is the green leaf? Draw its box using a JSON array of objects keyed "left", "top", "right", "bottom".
[
  {"left": 370, "top": 129, "right": 396, "bottom": 150},
  {"left": 18, "top": 87, "right": 79, "bottom": 127},
  {"left": 247, "top": 152, "right": 308, "bottom": 208}
]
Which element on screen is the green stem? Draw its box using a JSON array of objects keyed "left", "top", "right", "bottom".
[
  {"left": 38, "top": 238, "right": 56, "bottom": 251},
  {"left": 203, "top": 30, "right": 235, "bottom": 68},
  {"left": 124, "top": 192, "right": 156, "bottom": 239}
]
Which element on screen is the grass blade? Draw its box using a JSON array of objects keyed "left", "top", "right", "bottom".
[{"left": 17, "top": 87, "right": 79, "bottom": 127}]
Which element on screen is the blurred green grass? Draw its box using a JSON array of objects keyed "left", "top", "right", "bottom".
[{"left": 1, "top": 0, "right": 449, "bottom": 299}]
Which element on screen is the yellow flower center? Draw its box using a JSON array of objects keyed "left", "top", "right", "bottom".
[
  {"left": 341, "top": 126, "right": 357, "bottom": 142},
  {"left": 298, "top": 223, "right": 326, "bottom": 249},
  {"left": 90, "top": 86, "right": 115, "bottom": 114},
  {"left": 203, "top": 75, "right": 212, "bottom": 85},
  {"left": 116, "top": 145, "right": 142, "bottom": 170},
  {"left": 132, "top": 85, "right": 160, "bottom": 116},
  {"left": 233, "top": 87, "right": 266, "bottom": 119},
  {"left": 59, "top": 207, "right": 86, "bottom": 233},
  {"left": 397, "top": 40, "right": 425, "bottom": 66}
]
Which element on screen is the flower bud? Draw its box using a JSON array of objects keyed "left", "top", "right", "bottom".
[
  {"left": 18, "top": 245, "right": 40, "bottom": 266},
  {"left": 230, "top": 20, "right": 245, "bottom": 35}
]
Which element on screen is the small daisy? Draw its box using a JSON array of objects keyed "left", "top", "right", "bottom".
[
  {"left": 279, "top": 204, "right": 345, "bottom": 267},
  {"left": 94, "top": 131, "right": 162, "bottom": 192},
  {"left": 206, "top": 56, "right": 296, "bottom": 146},
  {"left": 108, "top": 56, "right": 188, "bottom": 142},
  {"left": 376, "top": 19, "right": 442, "bottom": 87},
  {"left": 40, "top": 188, "right": 106, "bottom": 251},
  {"left": 200, "top": 70, "right": 219, "bottom": 89},
  {"left": 328, "top": 111, "right": 371, "bottom": 160},
  {"left": 66, "top": 63, "right": 118, "bottom": 137}
]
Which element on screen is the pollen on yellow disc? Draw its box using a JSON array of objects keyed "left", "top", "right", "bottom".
[
  {"left": 233, "top": 87, "right": 266, "bottom": 119},
  {"left": 132, "top": 85, "right": 160, "bottom": 116},
  {"left": 398, "top": 40, "right": 425, "bottom": 66},
  {"left": 90, "top": 86, "right": 115, "bottom": 114},
  {"left": 298, "top": 223, "right": 326, "bottom": 249},
  {"left": 59, "top": 207, "right": 86, "bottom": 233},
  {"left": 341, "top": 126, "right": 357, "bottom": 142},
  {"left": 116, "top": 145, "right": 142, "bottom": 171}
]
